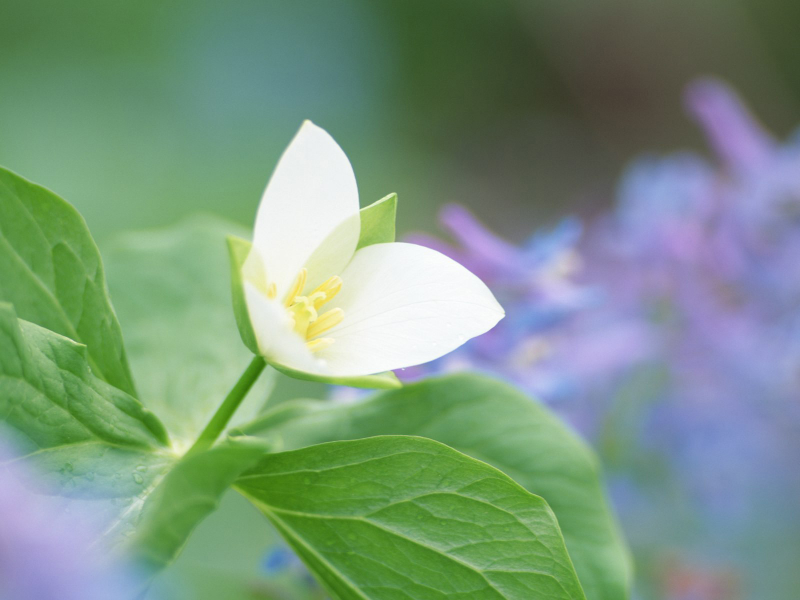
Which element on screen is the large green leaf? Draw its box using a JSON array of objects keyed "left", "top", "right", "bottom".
[
  {"left": 0, "top": 302, "right": 171, "bottom": 542},
  {"left": 236, "top": 435, "right": 587, "bottom": 600},
  {"left": 103, "top": 216, "right": 275, "bottom": 447},
  {"left": 237, "top": 374, "right": 632, "bottom": 600},
  {"left": 0, "top": 166, "right": 136, "bottom": 395}
]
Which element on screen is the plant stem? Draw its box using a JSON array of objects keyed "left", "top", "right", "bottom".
[{"left": 187, "top": 356, "right": 266, "bottom": 455}]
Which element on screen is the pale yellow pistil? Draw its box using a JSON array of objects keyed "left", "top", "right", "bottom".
[{"left": 283, "top": 269, "right": 344, "bottom": 352}]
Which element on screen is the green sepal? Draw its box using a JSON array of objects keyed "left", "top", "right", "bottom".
[
  {"left": 269, "top": 360, "right": 402, "bottom": 390},
  {"left": 356, "top": 193, "right": 397, "bottom": 249},
  {"left": 226, "top": 235, "right": 259, "bottom": 354}
]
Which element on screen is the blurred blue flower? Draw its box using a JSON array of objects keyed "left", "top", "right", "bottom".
[
  {"left": 590, "top": 78, "right": 800, "bottom": 516},
  {"left": 406, "top": 203, "right": 653, "bottom": 437},
  {"left": 260, "top": 544, "right": 319, "bottom": 592},
  {"left": 262, "top": 546, "right": 297, "bottom": 574},
  {"left": 406, "top": 78, "right": 800, "bottom": 599}
]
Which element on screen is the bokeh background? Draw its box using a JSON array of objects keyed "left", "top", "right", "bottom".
[{"left": 2, "top": 1, "right": 799, "bottom": 599}]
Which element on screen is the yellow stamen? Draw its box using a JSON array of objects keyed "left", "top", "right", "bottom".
[
  {"left": 309, "top": 276, "right": 343, "bottom": 309},
  {"left": 306, "top": 308, "right": 344, "bottom": 339},
  {"left": 280, "top": 270, "right": 345, "bottom": 351},
  {"left": 307, "top": 291, "right": 327, "bottom": 308},
  {"left": 306, "top": 337, "right": 335, "bottom": 353},
  {"left": 267, "top": 282, "right": 277, "bottom": 299},
  {"left": 284, "top": 268, "right": 308, "bottom": 306},
  {"left": 287, "top": 297, "right": 317, "bottom": 338}
]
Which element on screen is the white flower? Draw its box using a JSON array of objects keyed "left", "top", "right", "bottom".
[{"left": 242, "top": 120, "right": 504, "bottom": 379}]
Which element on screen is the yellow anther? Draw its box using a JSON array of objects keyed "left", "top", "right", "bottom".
[
  {"left": 309, "top": 276, "right": 343, "bottom": 309},
  {"left": 284, "top": 268, "right": 308, "bottom": 306},
  {"left": 267, "top": 282, "right": 277, "bottom": 300},
  {"left": 282, "top": 271, "right": 344, "bottom": 351},
  {"left": 307, "top": 291, "right": 326, "bottom": 308},
  {"left": 306, "top": 337, "right": 335, "bottom": 353},
  {"left": 306, "top": 308, "right": 344, "bottom": 339},
  {"left": 288, "top": 297, "right": 317, "bottom": 338}
]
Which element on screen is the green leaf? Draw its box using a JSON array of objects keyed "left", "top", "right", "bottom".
[
  {"left": 236, "top": 435, "right": 587, "bottom": 600},
  {"left": 0, "top": 302, "right": 172, "bottom": 543},
  {"left": 0, "top": 301, "right": 273, "bottom": 571},
  {"left": 226, "top": 235, "right": 259, "bottom": 354},
  {"left": 132, "top": 437, "right": 269, "bottom": 571},
  {"left": 357, "top": 193, "right": 397, "bottom": 249},
  {"left": 238, "top": 374, "right": 632, "bottom": 600},
  {"left": 103, "top": 216, "right": 275, "bottom": 446},
  {"left": 269, "top": 361, "right": 402, "bottom": 390},
  {"left": 0, "top": 166, "right": 136, "bottom": 396}
]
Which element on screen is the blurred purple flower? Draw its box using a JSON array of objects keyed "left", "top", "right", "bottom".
[
  {"left": 590, "top": 79, "right": 800, "bottom": 509},
  {"left": 0, "top": 444, "right": 145, "bottom": 600},
  {"left": 406, "top": 77, "right": 800, "bottom": 599},
  {"left": 684, "top": 78, "right": 776, "bottom": 175},
  {"left": 405, "top": 204, "right": 654, "bottom": 437}
]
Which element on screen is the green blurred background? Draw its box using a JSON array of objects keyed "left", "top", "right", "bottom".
[
  {"left": 4, "top": 0, "right": 800, "bottom": 244},
  {"left": 2, "top": 1, "right": 799, "bottom": 598}
]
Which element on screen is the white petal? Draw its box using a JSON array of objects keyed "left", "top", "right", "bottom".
[
  {"left": 315, "top": 242, "right": 504, "bottom": 376},
  {"left": 301, "top": 210, "right": 361, "bottom": 293},
  {"left": 244, "top": 282, "right": 325, "bottom": 374},
  {"left": 251, "top": 121, "right": 360, "bottom": 299}
]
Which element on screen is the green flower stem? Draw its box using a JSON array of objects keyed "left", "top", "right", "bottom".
[{"left": 187, "top": 356, "right": 266, "bottom": 455}]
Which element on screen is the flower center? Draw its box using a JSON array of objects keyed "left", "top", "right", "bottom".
[{"left": 277, "top": 268, "right": 344, "bottom": 352}]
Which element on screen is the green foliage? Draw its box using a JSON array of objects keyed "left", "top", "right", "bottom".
[
  {"left": 0, "top": 299, "right": 267, "bottom": 576},
  {"left": 0, "top": 167, "right": 628, "bottom": 599},
  {"left": 236, "top": 435, "right": 587, "bottom": 600},
  {"left": 0, "top": 167, "right": 136, "bottom": 395},
  {"left": 357, "top": 193, "right": 397, "bottom": 249},
  {"left": 133, "top": 438, "right": 269, "bottom": 571},
  {"left": 0, "top": 186, "right": 276, "bottom": 567},
  {"left": 0, "top": 303, "right": 167, "bottom": 451},
  {"left": 103, "top": 216, "right": 275, "bottom": 446},
  {"left": 238, "top": 374, "right": 632, "bottom": 600},
  {"left": 0, "top": 302, "right": 172, "bottom": 543}
]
